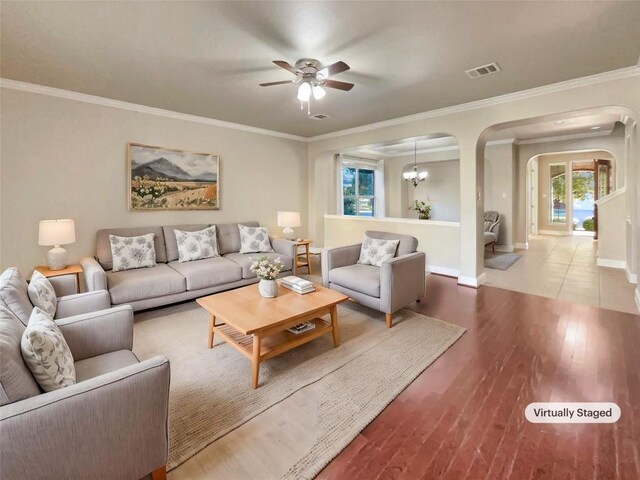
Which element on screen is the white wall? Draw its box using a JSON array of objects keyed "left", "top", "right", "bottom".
[
  {"left": 484, "top": 142, "right": 516, "bottom": 246},
  {"left": 0, "top": 88, "right": 308, "bottom": 273},
  {"left": 324, "top": 215, "right": 460, "bottom": 274}
]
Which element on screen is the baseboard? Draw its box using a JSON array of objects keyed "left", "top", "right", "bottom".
[
  {"left": 596, "top": 258, "right": 626, "bottom": 269},
  {"left": 458, "top": 272, "right": 486, "bottom": 288},
  {"left": 538, "top": 230, "right": 570, "bottom": 236},
  {"left": 635, "top": 288, "right": 640, "bottom": 313},
  {"left": 514, "top": 242, "right": 528, "bottom": 250},
  {"left": 625, "top": 264, "right": 638, "bottom": 284},
  {"left": 495, "top": 244, "right": 514, "bottom": 253},
  {"left": 427, "top": 265, "right": 460, "bottom": 278}
]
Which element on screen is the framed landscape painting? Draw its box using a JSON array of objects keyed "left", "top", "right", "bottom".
[{"left": 128, "top": 143, "right": 220, "bottom": 210}]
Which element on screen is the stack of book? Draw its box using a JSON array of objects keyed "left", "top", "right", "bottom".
[{"left": 280, "top": 275, "right": 316, "bottom": 294}]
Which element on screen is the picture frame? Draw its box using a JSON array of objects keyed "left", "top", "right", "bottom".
[{"left": 127, "top": 142, "right": 220, "bottom": 210}]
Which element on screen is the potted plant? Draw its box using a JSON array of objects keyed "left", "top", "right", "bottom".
[
  {"left": 409, "top": 200, "right": 432, "bottom": 220},
  {"left": 250, "top": 256, "right": 285, "bottom": 298}
]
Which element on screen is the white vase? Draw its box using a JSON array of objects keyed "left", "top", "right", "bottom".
[{"left": 258, "top": 279, "right": 278, "bottom": 298}]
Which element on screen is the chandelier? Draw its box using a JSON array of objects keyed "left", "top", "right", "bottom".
[{"left": 403, "top": 141, "right": 428, "bottom": 187}]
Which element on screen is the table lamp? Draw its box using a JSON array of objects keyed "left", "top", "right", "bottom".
[
  {"left": 39, "top": 219, "right": 76, "bottom": 270},
  {"left": 277, "top": 211, "right": 300, "bottom": 240}
]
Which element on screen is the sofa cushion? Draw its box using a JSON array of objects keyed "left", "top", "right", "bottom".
[
  {"left": 96, "top": 226, "right": 167, "bottom": 270},
  {"left": 364, "top": 231, "right": 417, "bottom": 256},
  {"left": 175, "top": 226, "right": 219, "bottom": 262},
  {"left": 484, "top": 232, "right": 496, "bottom": 246},
  {"left": 224, "top": 253, "right": 293, "bottom": 279},
  {"left": 167, "top": 257, "right": 242, "bottom": 290},
  {"left": 107, "top": 264, "right": 186, "bottom": 304},
  {"left": 358, "top": 235, "right": 399, "bottom": 267},
  {"left": 162, "top": 224, "right": 209, "bottom": 262},
  {"left": 75, "top": 350, "right": 139, "bottom": 383},
  {"left": 0, "top": 268, "right": 33, "bottom": 326},
  {"left": 216, "top": 222, "right": 259, "bottom": 255},
  {"left": 238, "top": 225, "right": 274, "bottom": 254},
  {"left": 21, "top": 307, "right": 76, "bottom": 392},
  {"left": 109, "top": 233, "right": 157, "bottom": 272},
  {"left": 0, "top": 306, "right": 40, "bottom": 406},
  {"left": 329, "top": 264, "right": 381, "bottom": 298},
  {"left": 27, "top": 270, "right": 57, "bottom": 317}
]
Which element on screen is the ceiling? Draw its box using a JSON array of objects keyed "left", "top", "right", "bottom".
[{"left": 2, "top": 1, "right": 639, "bottom": 137}]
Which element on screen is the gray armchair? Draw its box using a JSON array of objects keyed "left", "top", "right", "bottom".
[
  {"left": 0, "top": 268, "right": 171, "bottom": 479},
  {"left": 321, "top": 231, "right": 426, "bottom": 328},
  {"left": 484, "top": 211, "right": 501, "bottom": 253}
]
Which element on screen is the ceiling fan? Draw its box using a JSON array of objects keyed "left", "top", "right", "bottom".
[{"left": 259, "top": 58, "right": 354, "bottom": 114}]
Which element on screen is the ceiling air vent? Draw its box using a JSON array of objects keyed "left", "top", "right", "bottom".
[
  {"left": 311, "top": 114, "right": 329, "bottom": 120},
  {"left": 465, "top": 62, "right": 501, "bottom": 79}
]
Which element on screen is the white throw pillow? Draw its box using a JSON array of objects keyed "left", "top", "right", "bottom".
[
  {"left": 175, "top": 226, "right": 219, "bottom": 262},
  {"left": 109, "top": 233, "right": 157, "bottom": 272},
  {"left": 238, "top": 225, "right": 274, "bottom": 254},
  {"left": 357, "top": 235, "right": 400, "bottom": 267},
  {"left": 27, "top": 270, "right": 57, "bottom": 317},
  {"left": 21, "top": 307, "right": 75, "bottom": 392}
]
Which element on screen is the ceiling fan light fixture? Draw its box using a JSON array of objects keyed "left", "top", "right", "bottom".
[
  {"left": 312, "top": 85, "right": 326, "bottom": 100},
  {"left": 297, "top": 82, "right": 311, "bottom": 102}
]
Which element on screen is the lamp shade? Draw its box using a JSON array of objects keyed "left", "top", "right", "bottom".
[
  {"left": 277, "top": 211, "right": 301, "bottom": 228},
  {"left": 39, "top": 219, "right": 76, "bottom": 246}
]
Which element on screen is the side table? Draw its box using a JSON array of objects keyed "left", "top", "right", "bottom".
[
  {"left": 293, "top": 240, "right": 312, "bottom": 275},
  {"left": 34, "top": 264, "right": 83, "bottom": 293}
]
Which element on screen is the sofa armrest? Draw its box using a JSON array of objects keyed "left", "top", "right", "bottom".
[
  {"left": 55, "top": 305, "right": 134, "bottom": 361},
  {"left": 81, "top": 256, "right": 108, "bottom": 291},
  {"left": 270, "top": 237, "right": 297, "bottom": 263},
  {"left": 380, "top": 251, "right": 426, "bottom": 314},
  {"left": 321, "top": 243, "right": 362, "bottom": 287},
  {"left": 54, "top": 290, "right": 112, "bottom": 319},
  {"left": 48, "top": 274, "right": 78, "bottom": 297},
  {"left": 0, "top": 356, "right": 170, "bottom": 480}
]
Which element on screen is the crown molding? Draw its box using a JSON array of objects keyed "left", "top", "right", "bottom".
[
  {"left": 307, "top": 65, "right": 640, "bottom": 143},
  {"left": 0, "top": 78, "right": 308, "bottom": 143}
]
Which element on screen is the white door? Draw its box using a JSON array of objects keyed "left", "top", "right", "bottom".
[{"left": 530, "top": 160, "right": 538, "bottom": 236}]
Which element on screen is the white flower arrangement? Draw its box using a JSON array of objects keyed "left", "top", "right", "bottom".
[{"left": 249, "top": 256, "right": 284, "bottom": 280}]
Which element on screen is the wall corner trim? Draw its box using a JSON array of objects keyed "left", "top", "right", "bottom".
[
  {"left": 458, "top": 272, "right": 486, "bottom": 288},
  {"left": 625, "top": 264, "right": 638, "bottom": 284}
]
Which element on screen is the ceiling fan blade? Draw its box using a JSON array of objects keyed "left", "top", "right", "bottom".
[
  {"left": 318, "top": 61, "right": 350, "bottom": 78},
  {"left": 259, "top": 80, "right": 294, "bottom": 87},
  {"left": 323, "top": 79, "right": 354, "bottom": 91},
  {"left": 273, "top": 60, "right": 299, "bottom": 75}
]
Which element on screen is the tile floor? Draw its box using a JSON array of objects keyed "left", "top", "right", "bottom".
[{"left": 484, "top": 235, "right": 639, "bottom": 314}]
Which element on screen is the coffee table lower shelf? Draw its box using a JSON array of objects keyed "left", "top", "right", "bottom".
[{"left": 213, "top": 317, "right": 336, "bottom": 388}]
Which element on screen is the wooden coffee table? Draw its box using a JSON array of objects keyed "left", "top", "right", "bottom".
[{"left": 196, "top": 282, "right": 348, "bottom": 389}]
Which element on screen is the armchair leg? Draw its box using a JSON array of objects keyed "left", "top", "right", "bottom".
[
  {"left": 385, "top": 313, "right": 393, "bottom": 328},
  {"left": 151, "top": 465, "right": 167, "bottom": 480},
  {"left": 492, "top": 243, "right": 496, "bottom": 254}
]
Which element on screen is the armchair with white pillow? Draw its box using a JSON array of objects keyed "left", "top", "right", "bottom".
[
  {"left": 321, "top": 231, "right": 426, "bottom": 328},
  {"left": 0, "top": 267, "right": 170, "bottom": 480}
]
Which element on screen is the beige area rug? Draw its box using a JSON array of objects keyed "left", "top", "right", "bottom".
[{"left": 133, "top": 300, "right": 465, "bottom": 479}]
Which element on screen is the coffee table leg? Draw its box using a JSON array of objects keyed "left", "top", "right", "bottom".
[
  {"left": 208, "top": 314, "right": 215, "bottom": 348},
  {"left": 252, "top": 333, "right": 262, "bottom": 389},
  {"left": 330, "top": 305, "right": 340, "bottom": 347}
]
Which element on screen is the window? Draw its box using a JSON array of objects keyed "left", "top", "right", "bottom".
[
  {"left": 342, "top": 166, "right": 375, "bottom": 216},
  {"left": 549, "top": 163, "right": 566, "bottom": 223}
]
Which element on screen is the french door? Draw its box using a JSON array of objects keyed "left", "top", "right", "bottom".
[{"left": 593, "top": 159, "right": 613, "bottom": 240}]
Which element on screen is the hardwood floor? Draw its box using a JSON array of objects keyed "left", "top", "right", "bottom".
[{"left": 317, "top": 274, "right": 640, "bottom": 480}]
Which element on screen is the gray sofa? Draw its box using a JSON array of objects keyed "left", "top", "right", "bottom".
[
  {"left": 0, "top": 268, "right": 170, "bottom": 479},
  {"left": 82, "top": 222, "right": 296, "bottom": 311},
  {"left": 321, "top": 231, "right": 426, "bottom": 328}
]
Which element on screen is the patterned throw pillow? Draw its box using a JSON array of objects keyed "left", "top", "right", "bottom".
[
  {"left": 238, "top": 225, "right": 274, "bottom": 254},
  {"left": 21, "top": 307, "right": 75, "bottom": 392},
  {"left": 357, "top": 235, "right": 400, "bottom": 267},
  {"left": 109, "top": 233, "right": 157, "bottom": 272},
  {"left": 175, "top": 226, "right": 219, "bottom": 263},
  {"left": 27, "top": 270, "right": 57, "bottom": 317}
]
